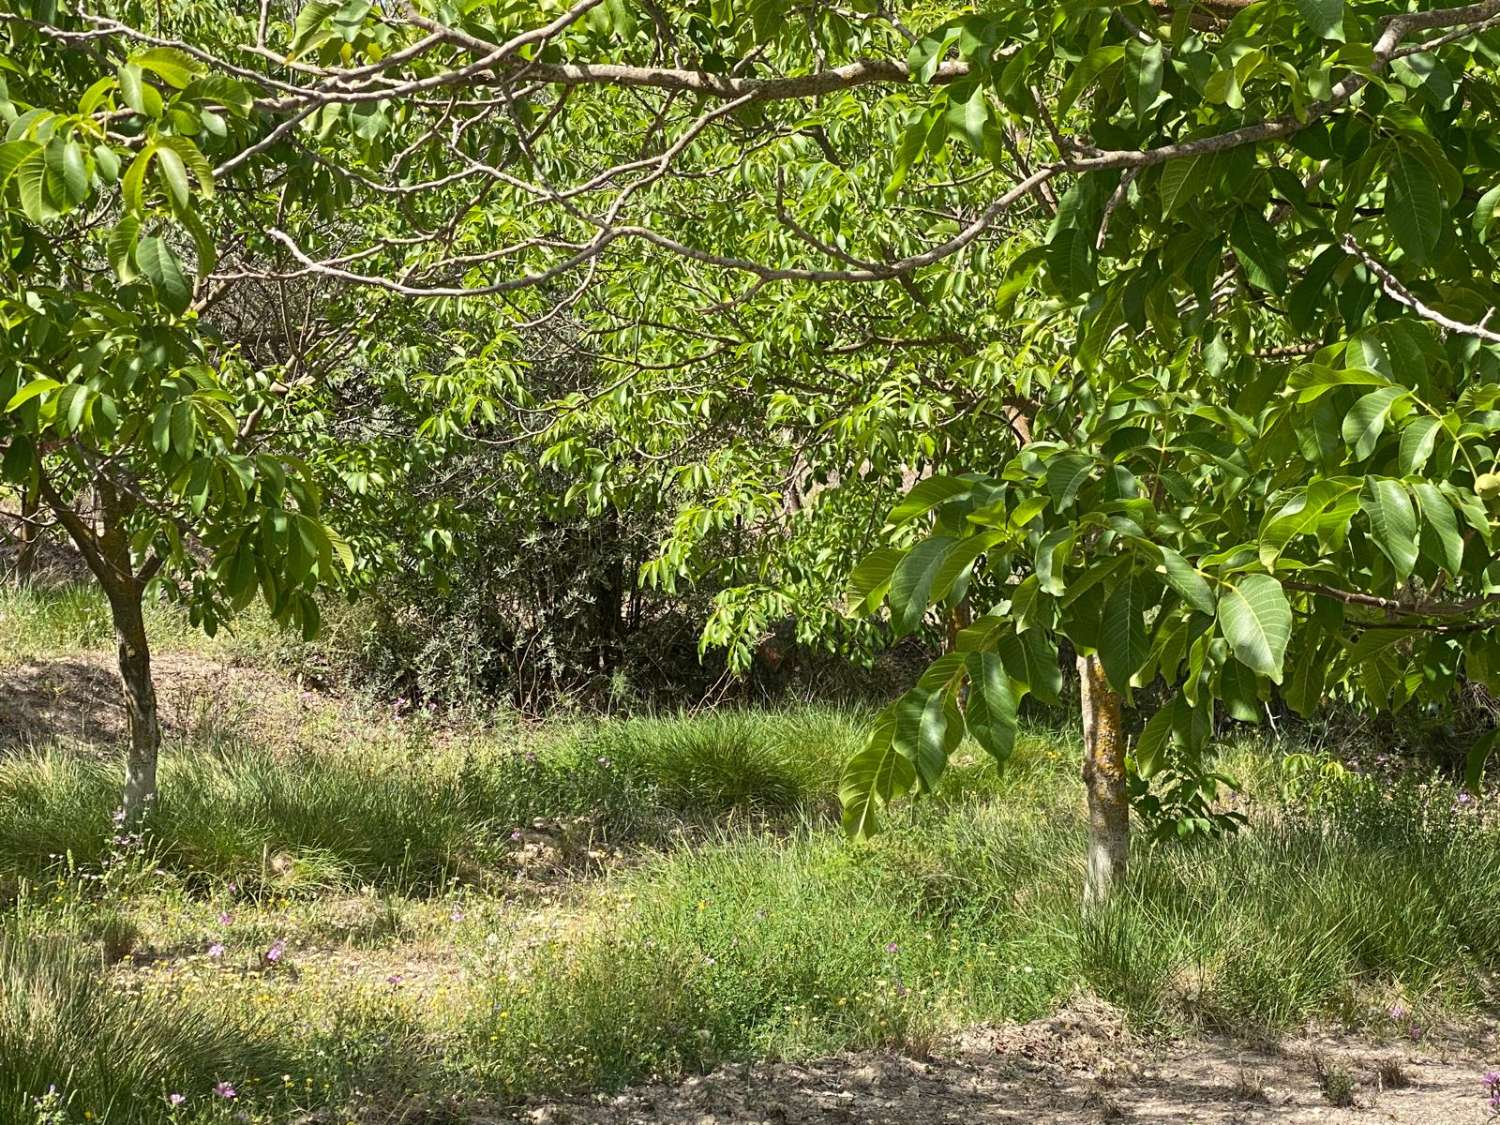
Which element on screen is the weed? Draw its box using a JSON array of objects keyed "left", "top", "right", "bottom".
[
  {"left": 1374, "top": 1057, "right": 1410, "bottom": 1090},
  {"left": 1312, "top": 1054, "right": 1356, "bottom": 1107}
]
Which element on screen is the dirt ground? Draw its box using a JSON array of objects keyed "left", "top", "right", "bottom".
[
  {"left": 0, "top": 651, "right": 337, "bottom": 753},
  {"left": 508, "top": 1004, "right": 1500, "bottom": 1124}
]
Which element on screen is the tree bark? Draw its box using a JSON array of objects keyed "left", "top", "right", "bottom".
[
  {"left": 1078, "top": 652, "right": 1128, "bottom": 906},
  {"left": 15, "top": 482, "right": 39, "bottom": 585},
  {"left": 39, "top": 472, "right": 163, "bottom": 821},
  {"left": 108, "top": 585, "right": 161, "bottom": 822}
]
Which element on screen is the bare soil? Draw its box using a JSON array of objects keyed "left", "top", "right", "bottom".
[
  {"left": 507, "top": 1003, "right": 1499, "bottom": 1124},
  {"left": 0, "top": 650, "right": 339, "bottom": 753}
]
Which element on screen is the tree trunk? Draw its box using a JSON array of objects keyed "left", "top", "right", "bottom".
[
  {"left": 39, "top": 472, "right": 163, "bottom": 821},
  {"left": 1078, "top": 652, "right": 1128, "bottom": 906},
  {"left": 107, "top": 585, "right": 160, "bottom": 822},
  {"left": 15, "top": 482, "right": 39, "bottom": 585}
]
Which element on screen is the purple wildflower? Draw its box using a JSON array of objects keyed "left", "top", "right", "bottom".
[
  {"left": 167, "top": 1093, "right": 186, "bottom": 1107},
  {"left": 449, "top": 907, "right": 464, "bottom": 923},
  {"left": 885, "top": 942, "right": 900, "bottom": 954},
  {"left": 207, "top": 942, "right": 225, "bottom": 959},
  {"left": 217, "top": 912, "right": 233, "bottom": 926},
  {"left": 265, "top": 938, "right": 286, "bottom": 963},
  {"left": 1388, "top": 1003, "right": 1408, "bottom": 1021},
  {"left": 1408, "top": 1022, "right": 1424, "bottom": 1042},
  {"left": 386, "top": 974, "right": 403, "bottom": 986},
  {"left": 213, "top": 1081, "right": 236, "bottom": 1099}
]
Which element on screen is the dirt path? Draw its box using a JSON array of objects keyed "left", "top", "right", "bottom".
[{"left": 510, "top": 1007, "right": 1500, "bottom": 1124}]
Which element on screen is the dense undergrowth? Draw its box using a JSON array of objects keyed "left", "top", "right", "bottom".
[{"left": 3, "top": 589, "right": 1499, "bottom": 1123}]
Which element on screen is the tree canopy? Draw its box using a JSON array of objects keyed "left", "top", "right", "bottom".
[{"left": 5, "top": 0, "right": 1500, "bottom": 861}]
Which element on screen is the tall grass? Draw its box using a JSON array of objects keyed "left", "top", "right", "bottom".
[
  {"left": 0, "top": 707, "right": 872, "bottom": 891},
  {"left": 463, "top": 750, "right": 1500, "bottom": 1096},
  {"left": 0, "top": 924, "right": 295, "bottom": 1124}
]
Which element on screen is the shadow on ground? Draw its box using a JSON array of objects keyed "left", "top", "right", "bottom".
[{"left": 0, "top": 658, "right": 124, "bottom": 752}]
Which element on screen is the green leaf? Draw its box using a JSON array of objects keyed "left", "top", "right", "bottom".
[
  {"left": 13, "top": 147, "right": 54, "bottom": 221},
  {"left": 136, "top": 235, "right": 191, "bottom": 313},
  {"left": 0, "top": 140, "right": 38, "bottom": 192},
  {"left": 1045, "top": 226, "right": 1095, "bottom": 298},
  {"left": 288, "top": 0, "right": 340, "bottom": 60},
  {"left": 1474, "top": 183, "right": 1500, "bottom": 241},
  {"left": 1360, "top": 477, "right": 1419, "bottom": 580},
  {"left": 155, "top": 144, "right": 190, "bottom": 210},
  {"left": 1230, "top": 210, "right": 1287, "bottom": 293},
  {"left": 1413, "top": 481, "right": 1463, "bottom": 574},
  {"left": 888, "top": 475, "right": 971, "bottom": 524},
  {"left": 130, "top": 46, "right": 201, "bottom": 89},
  {"left": 44, "top": 138, "right": 87, "bottom": 206},
  {"left": 1057, "top": 45, "right": 1124, "bottom": 118},
  {"left": 847, "top": 547, "right": 904, "bottom": 615},
  {"left": 931, "top": 528, "right": 1006, "bottom": 604},
  {"left": 1297, "top": 0, "right": 1344, "bottom": 39},
  {"left": 1217, "top": 573, "right": 1293, "bottom": 683},
  {"left": 1386, "top": 146, "right": 1443, "bottom": 265},
  {"left": 1126, "top": 39, "right": 1164, "bottom": 118},
  {"left": 893, "top": 686, "right": 959, "bottom": 792},
  {"left": 888, "top": 536, "right": 956, "bottom": 635},
  {"left": 121, "top": 146, "right": 154, "bottom": 213},
  {"left": 1133, "top": 699, "right": 1175, "bottom": 778},
  {"left": 840, "top": 704, "right": 915, "bottom": 838},
  {"left": 1341, "top": 385, "right": 1407, "bottom": 460},
  {"left": 1045, "top": 451, "right": 1094, "bottom": 511},
  {"left": 106, "top": 215, "right": 141, "bottom": 281},
  {"left": 997, "top": 627, "right": 1062, "bottom": 705},
  {"left": 4, "top": 377, "right": 60, "bottom": 412},
  {"left": 963, "top": 651, "right": 1017, "bottom": 765},
  {"left": 1159, "top": 154, "right": 1211, "bottom": 218},
  {"left": 1398, "top": 415, "right": 1441, "bottom": 473},
  {"left": 158, "top": 135, "right": 215, "bottom": 198},
  {"left": 118, "top": 63, "right": 146, "bottom": 114},
  {"left": 1158, "top": 546, "right": 1216, "bottom": 615},
  {"left": 1099, "top": 569, "right": 1152, "bottom": 691}
]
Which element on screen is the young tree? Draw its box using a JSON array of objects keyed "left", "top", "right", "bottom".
[{"left": 0, "top": 3, "right": 358, "bottom": 817}]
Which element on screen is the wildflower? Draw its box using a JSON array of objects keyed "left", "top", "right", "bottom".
[
  {"left": 597, "top": 755, "right": 612, "bottom": 767},
  {"left": 217, "top": 912, "right": 233, "bottom": 926},
  {"left": 510, "top": 829, "right": 523, "bottom": 841},
  {"left": 1388, "top": 1004, "right": 1408, "bottom": 1021},
  {"left": 227, "top": 882, "right": 238, "bottom": 895},
  {"left": 387, "top": 974, "right": 403, "bottom": 986},
  {"left": 207, "top": 943, "right": 225, "bottom": 959},
  {"left": 213, "top": 1082, "right": 236, "bottom": 1099},
  {"left": 265, "top": 939, "right": 286, "bottom": 963},
  {"left": 1408, "top": 1023, "right": 1424, "bottom": 1042},
  {"left": 885, "top": 942, "right": 899, "bottom": 954},
  {"left": 450, "top": 907, "right": 464, "bottom": 922},
  {"left": 167, "top": 1093, "right": 186, "bottom": 1107}
]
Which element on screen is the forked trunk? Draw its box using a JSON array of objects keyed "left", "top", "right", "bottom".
[
  {"left": 109, "top": 586, "right": 160, "bottom": 822},
  {"left": 42, "top": 473, "right": 163, "bottom": 821},
  {"left": 1078, "top": 652, "right": 1128, "bottom": 905}
]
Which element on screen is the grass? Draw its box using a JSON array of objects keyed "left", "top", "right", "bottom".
[
  {"left": 4, "top": 587, "right": 1500, "bottom": 1120},
  {"left": 0, "top": 919, "right": 298, "bottom": 1124},
  {"left": 0, "top": 704, "right": 869, "bottom": 893}
]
